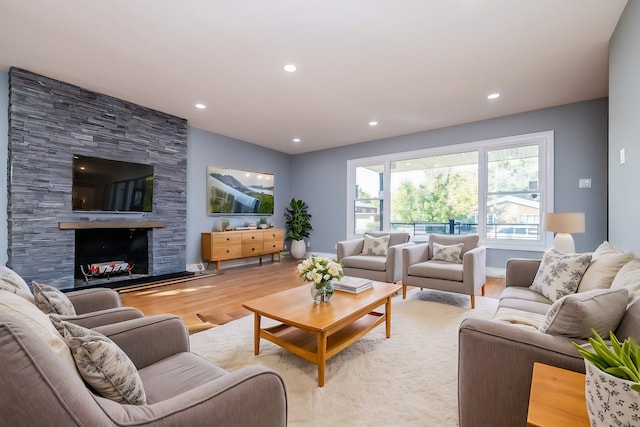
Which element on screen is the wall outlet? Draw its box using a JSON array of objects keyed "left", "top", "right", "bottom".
[
  {"left": 620, "top": 148, "right": 626, "bottom": 165},
  {"left": 308, "top": 242, "right": 311, "bottom": 248}
]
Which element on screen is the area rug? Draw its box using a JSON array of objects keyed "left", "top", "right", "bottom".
[{"left": 189, "top": 290, "right": 499, "bottom": 427}]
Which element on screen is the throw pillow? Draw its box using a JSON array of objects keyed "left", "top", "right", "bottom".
[
  {"left": 610, "top": 259, "right": 640, "bottom": 306},
  {"left": 530, "top": 249, "right": 592, "bottom": 302},
  {"left": 0, "top": 290, "right": 79, "bottom": 376},
  {"left": 32, "top": 281, "right": 76, "bottom": 316},
  {"left": 577, "top": 241, "right": 634, "bottom": 292},
  {"left": 361, "top": 234, "right": 390, "bottom": 256},
  {"left": 431, "top": 242, "right": 464, "bottom": 263},
  {"left": 539, "top": 288, "right": 629, "bottom": 339},
  {"left": 0, "top": 265, "right": 34, "bottom": 302},
  {"left": 57, "top": 320, "right": 147, "bottom": 405}
]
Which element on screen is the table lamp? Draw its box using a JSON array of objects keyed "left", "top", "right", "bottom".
[{"left": 543, "top": 212, "right": 585, "bottom": 253}]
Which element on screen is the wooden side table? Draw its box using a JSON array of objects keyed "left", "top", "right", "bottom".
[{"left": 527, "top": 362, "right": 590, "bottom": 427}]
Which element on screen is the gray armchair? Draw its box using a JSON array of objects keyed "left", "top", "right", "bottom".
[
  {"left": 0, "top": 313, "right": 288, "bottom": 426},
  {"left": 336, "top": 232, "right": 414, "bottom": 283},
  {"left": 402, "top": 234, "right": 486, "bottom": 308}
]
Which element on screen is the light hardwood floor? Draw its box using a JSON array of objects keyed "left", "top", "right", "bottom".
[{"left": 119, "top": 258, "right": 505, "bottom": 333}]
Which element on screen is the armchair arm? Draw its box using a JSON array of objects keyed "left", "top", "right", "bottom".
[
  {"left": 402, "top": 243, "right": 429, "bottom": 283},
  {"left": 97, "top": 365, "right": 287, "bottom": 427},
  {"left": 66, "top": 287, "right": 122, "bottom": 314},
  {"left": 458, "top": 318, "right": 584, "bottom": 427},
  {"left": 462, "top": 246, "right": 486, "bottom": 292},
  {"left": 505, "top": 258, "right": 542, "bottom": 288},
  {"left": 58, "top": 307, "right": 144, "bottom": 329},
  {"left": 94, "top": 314, "right": 189, "bottom": 369},
  {"left": 385, "top": 242, "right": 415, "bottom": 283},
  {"left": 337, "top": 238, "right": 364, "bottom": 259}
]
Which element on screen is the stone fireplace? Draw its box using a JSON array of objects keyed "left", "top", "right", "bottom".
[{"left": 7, "top": 68, "right": 188, "bottom": 289}]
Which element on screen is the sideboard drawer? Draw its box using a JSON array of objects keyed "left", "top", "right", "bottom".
[
  {"left": 264, "top": 229, "right": 284, "bottom": 242},
  {"left": 212, "top": 245, "right": 242, "bottom": 260},
  {"left": 263, "top": 241, "right": 284, "bottom": 253},
  {"left": 213, "top": 233, "right": 242, "bottom": 246},
  {"left": 241, "top": 244, "right": 262, "bottom": 257},
  {"left": 241, "top": 232, "right": 264, "bottom": 244}
]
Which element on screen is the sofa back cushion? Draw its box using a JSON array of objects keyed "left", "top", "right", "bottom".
[
  {"left": 577, "top": 241, "right": 634, "bottom": 293},
  {"left": 610, "top": 259, "right": 640, "bottom": 306},
  {"left": 428, "top": 234, "right": 479, "bottom": 260},
  {"left": 0, "top": 265, "right": 34, "bottom": 303}
]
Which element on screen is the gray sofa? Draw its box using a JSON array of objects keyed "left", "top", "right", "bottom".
[
  {"left": 458, "top": 258, "right": 640, "bottom": 427},
  {"left": 0, "top": 312, "right": 288, "bottom": 426},
  {"left": 337, "top": 232, "right": 413, "bottom": 283}
]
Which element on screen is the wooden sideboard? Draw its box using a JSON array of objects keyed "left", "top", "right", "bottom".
[{"left": 201, "top": 229, "right": 284, "bottom": 273}]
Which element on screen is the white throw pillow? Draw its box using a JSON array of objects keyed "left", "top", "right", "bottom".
[
  {"left": 610, "top": 259, "right": 640, "bottom": 306},
  {"left": 32, "top": 281, "right": 76, "bottom": 316},
  {"left": 539, "top": 288, "right": 629, "bottom": 339},
  {"left": 530, "top": 249, "right": 592, "bottom": 302},
  {"left": 431, "top": 242, "right": 464, "bottom": 264},
  {"left": 578, "top": 241, "right": 634, "bottom": 293},
  {"left": 0, "top": 265, "right": 34, "bottom": 302},
  {"left": 361, "top": 234, "right": 390, "bottom": 256},
  {"left": 0, "top": 290, "right": 79, "bottom": 375},
  {"left": 56, "top": 319, "right": 147, "bottom": 405}
]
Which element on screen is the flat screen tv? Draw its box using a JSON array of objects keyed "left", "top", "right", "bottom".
[
  {"left": 72, "top": 155, "right": 154, "bottom": 212},
  {"left": 206, "top": 167, "right": 274, "bottom": 215}
]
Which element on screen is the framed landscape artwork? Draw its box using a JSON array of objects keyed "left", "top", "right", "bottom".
[{"left": 206, "top": 167, "right": 275, "bottom": 215}]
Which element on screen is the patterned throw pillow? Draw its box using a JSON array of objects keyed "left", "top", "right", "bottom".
[
  {"left": 32, "top": 281, "right": 76, "bottom": 316},
  {"left": 530, "top": 249, "right": 592, "bottom": 302},
  {"left": 56, "top": 320, "right": 147, "bottom": 405},
  {"left": 431, "top": 242, "right": 464, "bottom": 263},
  {"left": 539, "top": 288, "right": 629, "bottom": 339},
  {"left": 361, "top": 234, "right": 391, "bottom": 256}
]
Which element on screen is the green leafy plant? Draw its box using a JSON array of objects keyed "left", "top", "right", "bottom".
[
  {"left": 573, "top": 329, "right": 640, "bottom": 393},
  {"left": 284, "top": 198, "right": 312, "bottom": 241},
  {"left": 259, "top": 217, "right": 268, "bottom": 225}
]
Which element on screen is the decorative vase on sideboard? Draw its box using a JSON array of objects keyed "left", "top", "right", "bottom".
[{"left": 290, "top": 239, "right": 306, "bottom": 259}]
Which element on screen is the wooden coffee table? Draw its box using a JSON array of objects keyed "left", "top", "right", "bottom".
[{"left": 242, "top": 282, "right": 401, "bottom": 387}]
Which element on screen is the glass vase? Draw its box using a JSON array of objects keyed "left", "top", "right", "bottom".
[{"left": 310, "top": 281, "right": 334, "bottom": 303}]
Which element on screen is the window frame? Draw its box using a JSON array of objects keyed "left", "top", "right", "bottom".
[{"left": 346, "top": 130, "right": 554, "bottom": 250}]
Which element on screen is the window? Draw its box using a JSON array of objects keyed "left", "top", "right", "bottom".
[{"left": 346, "top": 131, "right": 554, "bottom": 250}]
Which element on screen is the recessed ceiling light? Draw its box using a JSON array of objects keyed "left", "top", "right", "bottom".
[
  {"left": 369, "top": 121, "right": 379, "bottom": 126},
  {"left": 283, "top": 64, "right": 297, "bottom": 73},
  {"left": 195, "top": 103, "right": 206, "bottom": 109},
  {"left": 487, "top": 93, "right": 500, "bottom": 100},
  {"left": 292, "top": 138, "right": 301, "bottom": 143}
]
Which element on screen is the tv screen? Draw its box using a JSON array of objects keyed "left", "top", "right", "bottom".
[
  {"left": 72, "top": 155, "right": 154, "bottom": 212},
  {"left": 206, "top": 167, "right": 274, "bottom": 215}
]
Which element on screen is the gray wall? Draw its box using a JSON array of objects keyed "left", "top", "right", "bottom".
[
  {"left": 185, "top": 127, "right": 292, "bottom": 265},
  {"left": 292, "top": 99, "right": 609, "bottom": 268},
  {"left": 609, "top": 1, "right": 640, "bottom": 254}
]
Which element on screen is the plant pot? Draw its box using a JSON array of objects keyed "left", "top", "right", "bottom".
[
  {"left": 584, "top": 359, "right": 640, "bottom": 426},
  {"left": 290, "top": 239, "right": 306, "bottom": 259}
]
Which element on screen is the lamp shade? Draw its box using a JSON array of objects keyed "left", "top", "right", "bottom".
[{"left": 543, "top": 212, "right": 585, "bottom": 234}]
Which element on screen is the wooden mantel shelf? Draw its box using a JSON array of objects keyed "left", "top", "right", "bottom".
[{"left": 58, "top": 221, "right": 166, "bottom": 230}]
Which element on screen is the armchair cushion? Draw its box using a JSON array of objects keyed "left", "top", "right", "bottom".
[
  {"left": 362, "top": 234, "right": 390, "bottom": 256},
  {"left": 539, "top": 288, "right": 629, "bottom": 338},
  {"left": 341, "top": 255, "right": 387, "bottom": 271},
  {"left": 432, "top": 242, "right": 464, "bottom": 263},
  {"left": 32, "top": 281, "right": 76, "bottom": 316},
  {"left": 0, "top": 265, "right": 34, "bottom": 302},
  {"left": 55, "top": 318, "right": 147, "bottom": 405},
  {"left": 0, "top": 290, "right": 78, "bottom": 375},
  {"left": 408, "top": 261, "right": 463, "bottom": 282},
  {"left": 530, "top": 249, "right": 592, "bottom": 302},
  {"left": 428, "top": 234, "right": 479, "bottom": 258}
]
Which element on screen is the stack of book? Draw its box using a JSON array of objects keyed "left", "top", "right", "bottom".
[{"left": 333, "top": 276, "right": 373, "bottom": 294}]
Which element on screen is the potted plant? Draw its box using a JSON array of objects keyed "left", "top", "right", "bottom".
[
  {"left": 258, "top": 217, "right": 268, "bottom": 229},
  {"left": 284, "top": 198, "right": 312, "bottom": 259},
  {"left": 573, "top": 329, "right": 640, "bottom": 425}
]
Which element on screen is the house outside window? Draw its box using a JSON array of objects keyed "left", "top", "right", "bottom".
[{"left": 346, "top": 131, "right": 554, "bottom": 250}]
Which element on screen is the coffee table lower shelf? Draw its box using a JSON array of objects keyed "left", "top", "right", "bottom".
[{"left": 262, "top": 312, "right": 384, "bottom": 362}]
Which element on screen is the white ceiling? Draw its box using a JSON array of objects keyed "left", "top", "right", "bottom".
[{"left": 0, "top": 0, "right": 628, "bottom": 155}]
